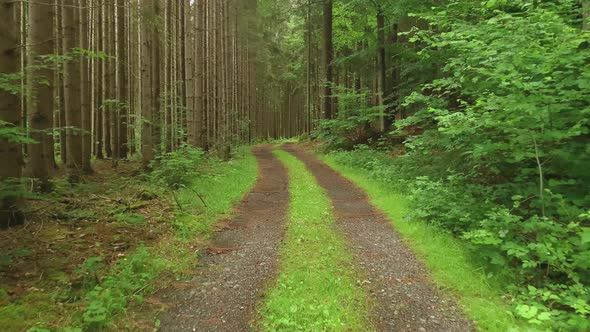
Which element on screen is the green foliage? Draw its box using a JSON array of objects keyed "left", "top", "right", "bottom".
[
  {"left": 0, "top": 120, "right": 36, "bottom": 144},
  {"left": 0, "top": 72, "right": 23, "bottom": 96},
  {"left": 327, "top": 146, "right": 589, "bottom": 330},
  {"left": 315, "top": 88, "right": 383, "bottom": 150},
  {"left": 81, "top": 247, "right": 165, "bottom": 328},
  {"left": 318, "top": 0, "right": 590, "bottom": 329},
  {"left": 148, "top": 145, "right": 206, "bottom": 189},
  {"left": 115, "top": 213, "right": 146, "bottom": 224}
]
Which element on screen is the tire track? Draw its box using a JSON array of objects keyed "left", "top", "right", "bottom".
[
  {"left": 283, "top": 143, "right": 473, "bottom": 332},
  {"left": 159, "top": 145, "right": 289, "bottom": 332}
]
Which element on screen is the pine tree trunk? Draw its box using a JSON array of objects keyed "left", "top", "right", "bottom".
[
  {"left": 80, "top": 1, "right": 92, "bottom": 173},
  {"left": 376, "top": 8, "right": 387, "bottom": 132},
  {"left": 28, "top": 0, "right": 56, "bottom": 191},
  {"left": 0, "top": 0, "right": 25, "bottom": 227},
  {"left": 322, "top": 0, "right": 334, "bottom": 120},
  {"left": 62, "top": 0, "right": 84, "bottom": 181},
  {"left": 141, "top": 0, "right": 154, "bottom": 167},
  {"left": 117, "top": 0, "right": 128, "bottom": 159}
]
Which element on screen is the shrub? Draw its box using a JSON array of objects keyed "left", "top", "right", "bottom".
[{"left": 148, "top": 145, "right": 206, "bottom": 189}]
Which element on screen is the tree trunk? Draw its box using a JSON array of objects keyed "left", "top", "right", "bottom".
[
  {"left": 79, "top": 1, "right": 92, "bottom": 173},
  {"left": 141, "top": 0, "right": 154, "bottom": 167},
  {"left": 322, "top": 0, "right": 334, "bottom": 120},
  {"left": 28, "top": 0, "right": 56, "bottom": 192},
  {"left": 62, "top": 0, "right": 84, "bottom": 181},
  {"left": 0, "top": 0, "right": 25, "bottom": 227},
  {"left": 117, "top": 0, "right": 128, "bottom": 159},
  {"left": 376, "top": 8, "right": 387, "bottom": 132}
]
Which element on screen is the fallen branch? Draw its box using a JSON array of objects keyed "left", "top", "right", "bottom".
[{"left": 171, "top": 190, "right": 184, "bottom": 212}]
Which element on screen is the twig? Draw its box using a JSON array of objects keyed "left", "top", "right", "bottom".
[
  {"left": 181, "top": 186, "right": 208, "bottom": 208},
  {"left": 533, "top": 137, "right": 546, "bottom": 218},
  {"left": 171, "top": 191, "right": 184, "bottom": 212}
]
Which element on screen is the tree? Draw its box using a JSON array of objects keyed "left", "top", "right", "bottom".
[
  {"left": 61, "top": 0, "right": 84, "bottom": 181},
  {"left": 0, "top": 0, "right": 25, "bottom": 227},
  {"left": 27, "top": 0, "right": 56, "bottom": 191},
  {"left": 322, "top": 0, "right": 334, "bottom": 120},
  {"left": 376, "top": 6, "right": 386, "bottom": 132},
  {"left": 141, "top": 0, "right": 155, "bottom": 167}
]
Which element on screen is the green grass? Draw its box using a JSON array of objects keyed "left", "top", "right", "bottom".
[
  {"left": 322, "top": 155, "right": 528, "bottom": 332},
  {"left": 261, "top": 149, "right": 372, "bottom": 332},
  {"left": 173, "top": 148, "right": 258, "bottom": 237}
]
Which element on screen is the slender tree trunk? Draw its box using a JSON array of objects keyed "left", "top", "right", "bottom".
[
  {"left": 141, "top": 0, "right": 154, "bottom": 167},
  {"left": 62, "top": 0, "right": 84, "bottom": 181},
  {"left": 376, "top": 8, "right": 387, "bottom": 132},
  {"left": 28, "top": 0, "right": 56, "bottom": 191},
  {"left": 322, "top": 0, "right": 334, "bottom": 119},
  {"left": 117, "top": 0, "right": 128, "bottom": 159},
  {"left": 80, "top": 1, "right": 92, "bottom": 173}
]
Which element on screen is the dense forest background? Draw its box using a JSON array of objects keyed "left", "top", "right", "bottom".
[{"left": 1, "top": 0, "right": 589, "bottom": 330}]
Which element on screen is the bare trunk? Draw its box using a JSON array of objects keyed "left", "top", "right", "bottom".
[
  {"left": 322, "top": 0, "right": 334, "bottom": 120},
  {"left": 28, "top": 0, "right": 56, "bottom": 191},
  {"left": 0, "top": 0, "right": 25, "bottom": 227},
  {"left": 62, "top": 0, "right": 83, "bottom": 181}
]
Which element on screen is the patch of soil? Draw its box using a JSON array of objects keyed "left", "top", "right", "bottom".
[
  {"left": 283, "top": 143, "right": 474, "bottom": 332},
  {"left": 158, "top": 145, "right": 289, "bottom": 332}
]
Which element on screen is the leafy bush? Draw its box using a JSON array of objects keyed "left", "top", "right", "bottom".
[
  {"left": 328, "top": 146, "right": 590, "bottom": 330},
  {"left": 81, "top": 247, "right": 165, "bottom": 329},
  {"left": 148, "top": 145, "right": 206, "bottom": 189},
  {"left": 314, "top": 88, "right": 383, "bottom": 150}
]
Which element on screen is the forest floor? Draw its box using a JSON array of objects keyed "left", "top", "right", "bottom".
[
  {"left": 2, "top": 144, "right": 478, "bottom": 331},
  {"left": 159, "top": 143, "right": 473, "bottom": 332}
]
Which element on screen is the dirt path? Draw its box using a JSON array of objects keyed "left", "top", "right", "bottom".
[
  {"left": 283, "top": 144, "right": 474, "bottom": 332},
  {"left": 158, "top": 145, "right": 289, "bottom": 332}
]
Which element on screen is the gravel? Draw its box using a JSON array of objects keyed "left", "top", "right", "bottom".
[{"left": 283, "top": 144, "right": 475, "bottom": 332}]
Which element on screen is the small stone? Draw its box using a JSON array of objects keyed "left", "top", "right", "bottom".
[{"left": 418, "top": 328, "right": 426, "bottom": 332}]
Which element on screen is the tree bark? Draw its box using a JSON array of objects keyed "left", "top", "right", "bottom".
[
  {"left": 28, "top": 0, "right": 56, "bottom": 191},
  {"left": 141, "top": 0, "right": 154, "bottom": 167},
  {"left": 0, "top": 0, "right": 25, "bottom": 227},
  {"left": 117, "top": 0, "right": 128, "bottom": 159},
  {"left": 376, "top": 8, "right": 387, "bottom": 132},
  {"left": 79, "top": 0, "right": 92, "bottom": 173},
  {"left": 62, "top": 0, "right": 84, "bottom": 181},
  {"left": 322, "top": 0, "right": 334, "bottom": 120}
]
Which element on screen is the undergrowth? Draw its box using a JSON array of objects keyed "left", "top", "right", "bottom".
[
  {"left": 0, "top": 146, "right": 258, "bottom": 331},
  {"left": 261, "top": 149, "right": 371, "bottom": 331}
]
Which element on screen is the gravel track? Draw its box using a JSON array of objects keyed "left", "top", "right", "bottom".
[
  {"left": 283, "top": 143, "right": 474, "bottom": 332},
  {"left": 158, "top": 145, "right": 289, "bottom": 332}
]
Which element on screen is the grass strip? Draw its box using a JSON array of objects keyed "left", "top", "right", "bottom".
[
  {"left": 261, "top": 149, "right": 371, "bottom": 332},
  {"left": 322, "top": 154, "right": 526, "bottom": 331}
]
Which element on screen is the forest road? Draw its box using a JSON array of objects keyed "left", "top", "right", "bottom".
[
  {"left": 282, "top": 143, "right": 475, "bottom": 332},
  {"left": 159, "top": 143, "right": 473, "bottom": 332},
  {"left": 158, "top": 145, "right": 289, "bottom": 332}
]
